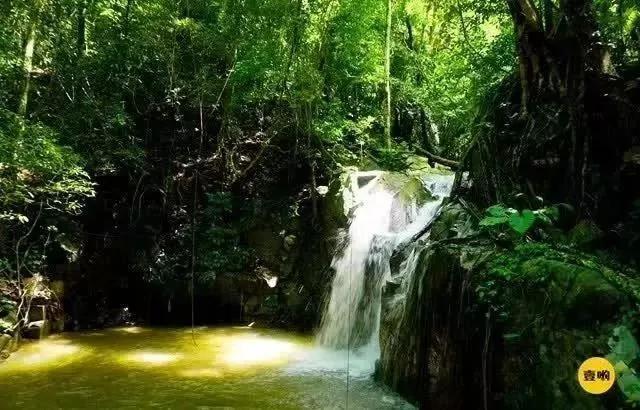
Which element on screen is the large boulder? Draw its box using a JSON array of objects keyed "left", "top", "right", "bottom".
[{"left": 378, "top": 239, "right": 490, "bottom": 408}]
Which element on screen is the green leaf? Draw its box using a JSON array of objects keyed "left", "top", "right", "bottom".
[
  {"left": 479, "top": 215, "right": 509, "bottom": 226},
  {"left": 609, "top": 326, "right": 640, "bottom": 364},
  {"left": 618, "top": 372, "right": 640, "bottom": 401},
  {"left": 487, "top": 205, "right": 507, "bottom": 217},
  {"left": 508, "top": 210, "right": 535, "bottom": 235}
]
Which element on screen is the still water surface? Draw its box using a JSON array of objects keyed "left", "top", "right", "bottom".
[{"left": 0, "top": 327, "right": 413, "bottom": 409}]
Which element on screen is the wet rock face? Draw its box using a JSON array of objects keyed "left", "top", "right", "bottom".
[
  {"left": 378, "top": 202, "right": 493, "bottom": 407},
  {"left": 241, "top": 171, "right": 349, "bottom": 329},
  {"left": 377, "top": 203, "right": 637, "bottom": 409},
  {"left": 378, "top": 241, "right": 486, "bottom": 409}
]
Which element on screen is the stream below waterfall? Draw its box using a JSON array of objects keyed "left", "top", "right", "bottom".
[{"left": 0, "top": 327, "right": 413, "bottom": 409}]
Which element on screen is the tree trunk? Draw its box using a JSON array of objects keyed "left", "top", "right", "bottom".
[
  {"left": 77, "top": 0, "right": 87, "bottom": 56},
  {"left": 281, "top": 0, "right": 303, "bottom": 96},
  {"left": 384, "top": 0, "right": 393, "bottom": 148},
  {"left": 507, "top": 0, "right": 607, "bottom": 108},
  {"left": 505, "top": 0, "right": 607, "bottom": 208},
  {"left": 122, "top": 0, "right": 134, "bottom": 39},
  {"left": 404, "top": 15, "right": 414, "bottom": 51},
  {"left": 419, "top": 108, "right": 433, "bottom": 152},
  {"left": 18, "top": 17, "right": 38, "bottom": 116}
]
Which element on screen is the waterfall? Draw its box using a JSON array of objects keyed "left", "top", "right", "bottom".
[
  {"left": 316, "top": 171, "right": 454, "bottom": 368},
  {"left": 317, "top": 185, "right": 394, "bottom": 348}
]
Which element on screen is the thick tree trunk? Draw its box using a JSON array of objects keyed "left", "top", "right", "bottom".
[
  {"left": 507, "top": 0, "right": 548, "bottom": 116},
  {"left": 505, "top": 0, "right": 607, "bottom": 208},
  {"left": 507, "top": 0, "right": 607, "bottom": 108}
]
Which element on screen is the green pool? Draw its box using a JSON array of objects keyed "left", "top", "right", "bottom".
[{"left": 0, "top": 327, "right": 413, "bottom": 409}]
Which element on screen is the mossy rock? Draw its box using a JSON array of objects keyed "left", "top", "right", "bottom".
[
  {"left": 378, "top": 173, "right": 433, "bottom": 206},
  {"left": 379, "top": 225, "right": 639, "bottom": 409},
  {"left": 519, "top": 257, "right": 624, "bottom": 327},
  {"left": 429, "top": 202, "right": 476, "bottom": 241},
  {"left": 481, "top": 244, "right": 638, "bottom": 409},
  {"left": 406, "top": 155, "right": 453, "bottom": 176},
  {"left": 398, "top": 176, "right": 433, "bottom": 205},
  {"left": 321, "top": 174, "right": 349, "bottom": 231},
  {"left": 377, "top": 172, "right": 410, "bottom": 192},
  {"left": 569, "top": 219, "right": 604, "bottom": 249}
]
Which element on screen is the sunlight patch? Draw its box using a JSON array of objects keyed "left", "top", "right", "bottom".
[
  {"left": 113, "top": 327, "right": 147, "bottom": 334},
  {"left": 223, "top": 336, "right": 296, "bottom": 366},
  {"left": 126, "top": 350, "right": 182, "bottom": 365},
  {"left": 0, "top": 339, "right": 84, "bottom": 371},
  {"left": 178, "top": 367, "right": 224, "bottom": 378}
]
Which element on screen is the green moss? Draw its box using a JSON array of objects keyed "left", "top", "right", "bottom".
[
  {"left": 399, "top": 177, "right": 433, "bottom": 205},
  {"left": 406, "top": 155, "right": 453, "bottom": 176},
  {"left": 429, "top": 202, "right": 476, "bottom": 240},
  {"left": 476, "top": 242, "right": 639, "bottom": 409},
  {"left": 378, "top": 173, "right": 433, "bottom": 206},
  {"left": 569, "top": 219, "right": 604, "bottom": 249}
]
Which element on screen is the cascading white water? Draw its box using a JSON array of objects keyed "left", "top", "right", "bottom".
[
  {"left": 317, "top": 185, "right": 394, "bottom": 348},
  {"left": 315, "top": 171, "right": 454, "bottom": 373}
]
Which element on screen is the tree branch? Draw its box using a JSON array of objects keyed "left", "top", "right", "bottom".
[{"left": 414, "top": 146, "right": 461, "bottom": 170}]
